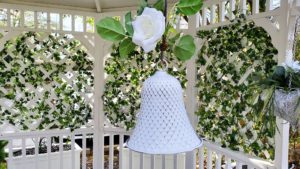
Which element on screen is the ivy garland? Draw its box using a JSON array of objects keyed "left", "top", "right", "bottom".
[
  {"left": 0, "top": 32, "right": 94, "bottom": 131},
  {"left": 196, "top": 15, "right": 278, "bottom": 159},
  {"left": 103, "top": 45, "right": 187, "bottom": 129}
]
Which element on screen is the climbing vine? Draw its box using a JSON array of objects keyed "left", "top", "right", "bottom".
[
  {"left": 103, "top": 45, "right": 187, "bottom": 129},
  {"left": 196, "top": 15, "right": 278, "bottom": 159},
  {"left": 0, "top": 32, "right": 94, "bottom": 131}
]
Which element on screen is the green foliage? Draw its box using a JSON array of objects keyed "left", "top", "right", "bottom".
[
  {"left": 197, "top": 15, "right": 278, "bottom": 159},
  {"left": 177, "top": 0, "right": 203, "bottom": 16},
  {"left": 125, "top": 12, "right": 134, "bottom": 37},
  {"left": 119, "top": 38, "right": 137, "bottom": 58},
  {"left": 295, "top": 34, "right": 300, "bottom": 61},
  {"left": 96, "top": 17, "right": 126, "bottom": 42},
  {"left": 103, "top": 45, "right": 187, "bottom": 129},
  {"left": 0, "top": 140, "right": 8, "bottom": 166},
  {"left": 0, "top": 32, "right": 93, "bottom": 131},
  {"left": 153, "top": 0, "right": 165, "bottom": 11},
  {"left": 174, "top": 35, "right": 196, "bottom": 61}
]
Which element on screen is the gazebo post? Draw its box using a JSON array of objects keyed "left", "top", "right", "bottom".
[
  {"left": 93, "top": 14, "right": 105, "bottom": 169},
  {"left": 275, "top": 0, "right": 294, "bottom": 168},
  {"left": 185, "top": 13, "right": 200, "bottom": 169}
]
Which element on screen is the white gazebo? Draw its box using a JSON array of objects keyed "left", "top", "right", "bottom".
[{"left": 0, "top": 0, "right": 298, "bottom": 169}]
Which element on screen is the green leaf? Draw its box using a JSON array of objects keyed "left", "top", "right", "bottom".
[
  {"left": 174, "top": 35, "right": 196, "bottom": 61},
  {"left": 168, "top": 33, "right": 181, "bottom": 46},
  {"left": 119, "top": 38, "right": 136, "bottom": 58},
  {"left": 138, "top": 0, "right": 148, "bottom": 15},
  {"left": 96, "top": 17, "right": 126, "bottom": 42},
  {"left": 125, "top": 12, "right": 134, "bottom": 37},
  {"left": 177, "top": 0, "right": 203, "bottom": 16},
  {"left": 153, "top": 0, "right": 165, "bottom": 11}
]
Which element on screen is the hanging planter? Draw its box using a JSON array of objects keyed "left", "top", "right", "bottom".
[{"left": 274, "top": 89, "right": 300, "bottom": 126}]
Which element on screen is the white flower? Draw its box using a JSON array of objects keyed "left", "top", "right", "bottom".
[{"left": 132, "top": 7, "right": 165, "bottom": 53}]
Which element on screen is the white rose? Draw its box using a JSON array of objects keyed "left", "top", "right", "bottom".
[{"left": 132, "top": 7, "right": 165, "bottom": 53}]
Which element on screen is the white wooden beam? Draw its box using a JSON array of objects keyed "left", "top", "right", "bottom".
[{"left": 95, "top": 0, "right": 102, "bottom": 13}]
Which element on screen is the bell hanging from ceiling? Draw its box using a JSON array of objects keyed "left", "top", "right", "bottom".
[{"left": 127, "top": 71, "right": 202, "bottom": 154}]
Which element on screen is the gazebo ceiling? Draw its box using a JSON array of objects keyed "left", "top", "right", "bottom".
[{"left": 0, "top": 0, "right": 174, "bottom": 13}]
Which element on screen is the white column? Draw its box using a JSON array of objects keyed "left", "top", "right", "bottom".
[
  {"left": 93, "top": 14, "right": 105, "bottom": 169},
  {"left": 185, "top": 14, "right": 199, "bottom": 169},
  {"left": 274, "top": 0, "right": 292, "bottom": 168}
]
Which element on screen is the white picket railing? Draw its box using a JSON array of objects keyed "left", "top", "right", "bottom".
[{"left": 1, "top": 127, "right": 275, "bottom": 169}]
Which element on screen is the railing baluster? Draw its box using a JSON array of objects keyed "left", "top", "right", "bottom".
[
  {"left": 266, "top": 0, "right": 273, "bottom": 11},
  {"left": 151, "top": 154, "right": 155, "bottom": 169},
  {"left": 162, "top": 154, "right": 166, "bottom": 169},
  {"left": 173, "top": 154, "right": 177, "bottom": 169},
  {"left": 199, "top": 147, "right": 204, "bottom": 169},
  {"left": 202, "top": 7, "right": 207, "bottom": 26},
  {"left": 7, "top": 139, "right": 13, "bottom": 169},
  {"left": 219, "top": 1, "right": 226, "bottom": 22},
  {"left": 225, "top": 157, "right": 232, "bottom": 169},
  {"left": 71, "top": 134, "right": 75, "bottom": 169},
  {"left": 119, "top": 134, "right": 124, "bottom": 169},
  {"left": 229, "top": 0, "right": 236, "bottom": 20},
  {"left": 236, "top": 161, "right": 243, "bottom": 169},
  {"left": 140, "top": 153, "right": 144, "bottom": 169},
  {"left": 20, "top": 9, "right": 24, "bottom": 27},
  {"left": 35, "top": 137, "right": 39, "bottom": 169},
  {"left": 82, "top": 134, "right": 87, "bottom": 169},
  {"left": 129, "top": 149, "right": 133, "bottom": 169},
  {"left": 207, "top": 150, "right": 213, "bottom": 169},
  {"left": 47, "top": 136, "right": 51, "bottom": 169},
  {"left": 252, "top": 0, "right": 259, "bottom": 14},
  {"left": 210, "top": 5, "right": 217, "bottom": 24},
  {"left": 22, "top": 137, "right": 26, "bottom": 158},
  {"left": 240, "top": 0, "right": 247, "bottom": 14},
  {"left": 216, "top": 153, "right": 222, "bottom": 169},
  {"left": 59, "top": 135, "right": 64, "bottom": 169},
  {"left": 109, "top": 134, "right": 114, "bottom": 169}
]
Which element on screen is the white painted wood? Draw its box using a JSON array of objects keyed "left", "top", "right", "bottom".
[
  {"left": 173, "top": 154, "right": 177, "bottom": 169},
  {"left": 93, "top": 13, "right": 104, "bottom": 169},
  {"left": 240, "top": 0, "right": 247, "bottom": 14},
  {"left": 210, "top": 5, "right": 217, "bottom": 24},
  {"left": 198, "top": 147, "right": 204, "bottom": 169},
  {"left": 151, "top": 155, "right": 155, "bottom": 169},
  {"left": 22, "top": 137, "right": 26, "bottom": 158},
  {"left": 236, "top": 162, "right": 243, "bottom": 169},
  {"left": 109, "top": 134, "right": 114, "bottom": 169},
  {"left": 119, "top": 134, "right": 124, "bottom": 169},
  {"left": 59, "top": 135, "right": 64, "bottom": 169},
  {"left": 219, "top": 1, "right": 226, "bottom": 22},
  {"left": 47, "top": 136, "right": 51, "bottom": 169},
  {"left": 35, "top": 137, "right": 39, "bottom": 169},
  {"left": 129, "top": 149, "right": 132, "bottom": 169},
  {"left": 252, "top": 0, "right": 259, "bottom": 14},
  {"left": 266, "top": 0, "right": 273, "bottom": 11},
  {"left": 71, "top": 134, "right": 75, "bottom": 169},
  {"left": 229, "top": 0, "right": 236, "bottom": 20},
  {"left": 82, "top": 134, "right": 87, "bottom": 169},
  {"left": 95, "top": 0, "right": 102, "bottom": 12},
  {"left": 202, "top": 8, "right": 207, "bottom": 26},
  {"left": 162, "top": 155, "right": 166, "bottom": 169},
  {"left": 207, "top": 150, "right": 213, "bottom": 169},
  {"left": 140, "top": 153, "right": 144, "bottom": 169},
  {"left": 216, "top": 153, "right": 222, "bottom": 169},
  {"left": 225, "top": 157, "right": 232, "bottom": 169}
]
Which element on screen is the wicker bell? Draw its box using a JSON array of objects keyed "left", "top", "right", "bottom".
[{"left": 127, "top": 71, "right": 202, "bottom": 154}]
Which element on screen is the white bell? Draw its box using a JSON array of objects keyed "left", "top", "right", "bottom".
[{"left": 127, "top": 71, "right": 202, "bottom": 154}]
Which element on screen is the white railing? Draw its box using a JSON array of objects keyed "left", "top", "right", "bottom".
[
  {"left": 1, "top": 127, "right": 275, "bottom": 169},
  {"left": 1, "top": 128, "right": 93, "bottom": 169},
  {"left": 198, "top": 0, "right": 281, "bottom": 30}
]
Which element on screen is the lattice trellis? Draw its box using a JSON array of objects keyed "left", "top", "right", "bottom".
[
  {"left": 0, "top": 31, "right": 94, "bottom": 131},
  {"left": 196, "top": 16, "right": 278, "bottom": 159}
]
